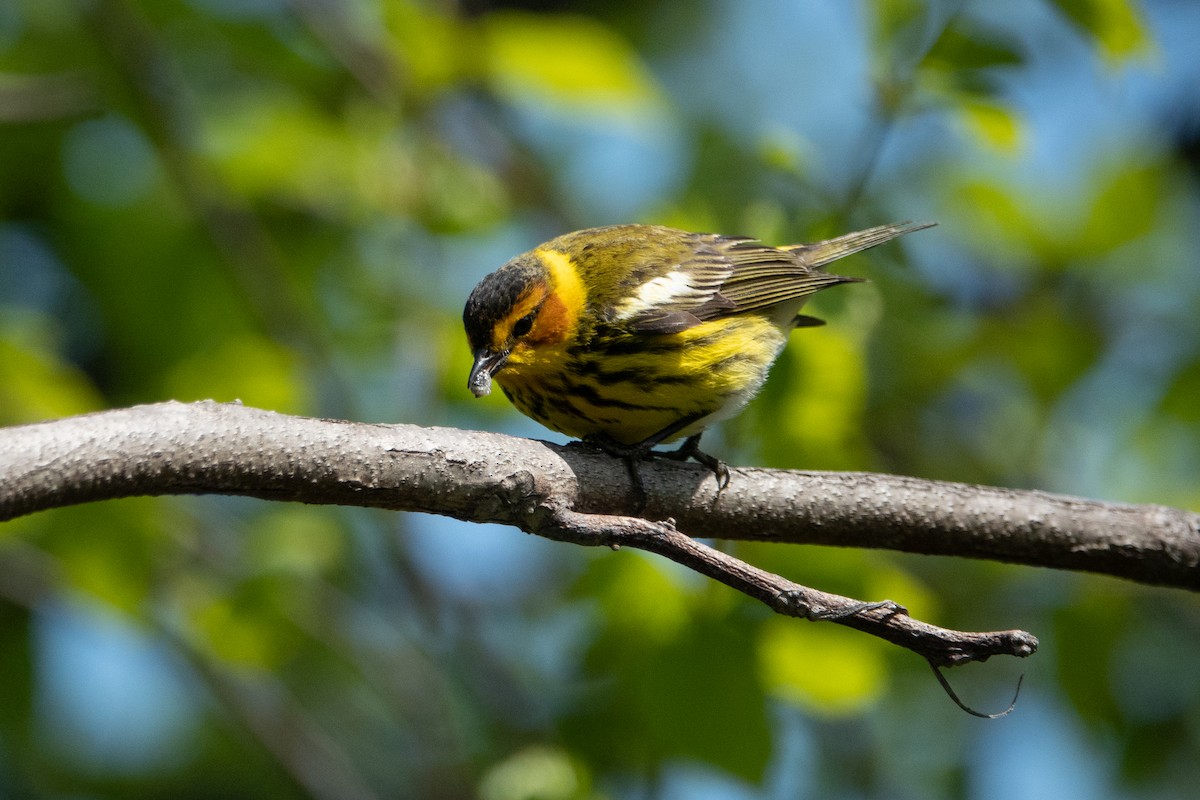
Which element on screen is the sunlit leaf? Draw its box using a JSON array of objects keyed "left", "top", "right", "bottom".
[
  {"left": 246, "top": 506, "right": 345, "bottom": 576},
  {"left": 867, "top": 0, "right": 930, "bottom": 60},
  {"left": 384, "top": 0, "right": 467, "bottom": 94},
  {"left": 582, "top": 552, "right": 691, "bottom": 646},
  {"left": 184, "top": 576, "right": 303, "bottom": 670},
  {"left": 923, "top": 25, "right": 1024, "bottom": 72},
  {"left": 949, "top": 180, "right": 1051, "bottom": 260},
  {"left": 164, "top": 334, "right": 309, "bottom": 415},
  {"left": 756, "top": 617, "right": 887, "bottom": 715},
  {"left": 481, "top": 12, "right": 661, "bottom": 113},
  {"left": 751, "top": 324, "right": 868, "bottom": 470},
  {"left": 1073, "top": 162, "right": 1162, "bottom": 256},
  {"left": 864, "top": 562, "right": 938, "bottom": 622},
  {"left": 39, "top": 500, "right": 169, "bottom": 614},
  {"left": 755, "top": 128, "right": 810, "bottom": 178},
  {"left": 958, "top": 97, "right": 1024, "bottom": 154},
  {"left": 479, "top": 745, "right": 593, "bottom": 800},
  {"left": 205, "top": 93, "right": 360, "bottom": 211},
  {"left": 566, "top": 588, "right": 771, "bottom": 780},
  {"left": 0, "top": 329, "right": 101, "bottom": 425},
  {"left": 1047, "top": 0, "right": 1153, "bottom": 63}
]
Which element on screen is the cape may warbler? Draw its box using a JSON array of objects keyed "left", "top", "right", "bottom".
[{"left": 464, "top": 222, "right": 932, "bottom": 499}]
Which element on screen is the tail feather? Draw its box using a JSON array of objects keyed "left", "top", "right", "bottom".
[{"left": 783, "top": 221, "right": 936, "bottom": 270}]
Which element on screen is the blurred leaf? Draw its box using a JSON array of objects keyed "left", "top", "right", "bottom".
[
  {"left": 678, "top": 125, "right": 771, "bottom": 225},
  {"left": 755, "top": 128, "right": 810, "bottom": 179},
  {"left": 864, "top": 562, "right": 938, "bottom": 623},
  {"left": 950, "top": 179, "right": 1053, "bottom": 261},
  {"left": 206, "top": 92, "right": 366, "bottom": 213},
  {"left": 481, "top": 12, "right": 661, "bottom": 113},
  {"left": 1126, "top": 417, "right": 1200, "bottom": 510},
  {"left": 479, "top": 745, "right": 595, "bottom": 800},
  {"left": 55, "top": 201, "right": 233, "bottom": 396},
  {"left": 929, "top": 360, "right": 1041, "bottom": 481},
  {"left": 37, "top": 500, "right": 168, "bottom": 615},
  {"left": 184, "top": 575, "right": 305, "bottom": 670},
  {"left": 0, "top": 326, "right": 102, "bottom": 425},
  {"left": 924, "top": 25, "right": 1024, "bottom": 72},
  {"left": 575, "top": 551, "right": 691, "bottom": 649},
  {"left": 210, "top": 90, "right": 509, "bottom": 229},
  {"left": 0, "top": 601, "right": 33, "bottom": 738},
  {"left": 384, "top": 0, "right": 467, "bottom": 94},
  {"left": 245, "top": 506, "right": 345, "bottom": 577},
  {"left": 1160, "top": 360, "right": 1200, "bottom": 426},
  {"left": 567, "top": 554, "right": 769, "bottom": 779},
  {"left": 757, "top": 617, "right": 888, "bottom": 715},
  {"left": 981, "top": 295, "right": 1100, "bottom": 402},
  {"left": 952, "top": 161, "right": 1164, "bottom": 265},
  {"left": 958, "top": 97, "right": 1024, "bottom": 154},
  {"left": 164, "top": 334, "right": 309, "bottom": 415},
  {"left": 571, "top": 616, "right": 771, "bottom": 780},
  {"left": 413, "top": 144, "right": 511, "bottom": 233},
  {"left": 1072, "top": 162, "right": 1162, "bottom": 256},
  {"left": 1047, "top": 0, "right": 1153, "bottom": 63},
  {"left": 1052, "top": 583, "right": 1131, "bottom": 727},
  {"left": 867, "top": 0, "right": 930, "bottom": 62},
  {"left": 748, "top": 324, "right": 868, "bottom": 470}
]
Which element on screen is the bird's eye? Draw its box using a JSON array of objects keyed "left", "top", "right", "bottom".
[{"left": 512, "top": 313, "right": 535, "bottom": 338}]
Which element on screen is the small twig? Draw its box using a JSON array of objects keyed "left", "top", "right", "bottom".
[
  {"left": 930, "top": 664, "right": 1023, "bottom": 719},
  {"left": 835, "top": 1, "right": 966, "bottom": 216},
  {"left": 539, "top": 508, "right": 1038, "bottom": 669}
]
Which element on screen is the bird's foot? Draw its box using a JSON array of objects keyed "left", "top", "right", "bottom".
[{"left": 659, "top": 434, "right": 731, "bottom": 491}]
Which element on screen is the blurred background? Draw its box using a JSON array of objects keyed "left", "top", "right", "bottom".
[{"left": 2, "top": 0, "right": 1199, "bottom": 797}]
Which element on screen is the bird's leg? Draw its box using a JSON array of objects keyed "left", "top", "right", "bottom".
[
  {"left": 660, "top": 433, "right": 731, "bottom": 491},
  {"left": 584, "top": 413, "right": 727, "bottom": 511},
  {"left": 582, "top": 433, "right": 656, "bottom": 511}
]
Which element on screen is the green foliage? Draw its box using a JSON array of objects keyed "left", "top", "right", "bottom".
[
  {"left": 564, "top": 554, "right": 771, "bottom": 779},
  {"left": 757, "top": 618, "right": 889, "bottom": 715},
  {"left": 482, "top": 11, "right": 663, "bottom": 114},
  {"left": 1048, "top": 0, "right": 1154, "bottom": 62},
  {"left": 1, "top": 0, "right": 1198, "bottom": 798},
  {"left": 0, "top": 331, "right": 102, "bottom": 423}
]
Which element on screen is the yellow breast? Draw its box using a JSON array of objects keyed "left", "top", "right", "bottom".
[{"left": 497, "top": 314, "right": 786, "bottom": 445}]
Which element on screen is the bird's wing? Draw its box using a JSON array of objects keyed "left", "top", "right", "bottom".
[
  {"left": 712, "top": 237, "right": 861, "bottom": 315},
  {"left": 616, "top": 234, "right": 854, "bottom": 334},
  {"left": 782, "top": 221, "right": 935, "bottom": 269}
]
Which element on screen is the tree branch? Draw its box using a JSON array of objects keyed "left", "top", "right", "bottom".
[
  {"left": 4, "top": 400, "right": 1195, "bottom": 585},
  {"left": 2, "top": 401, "right": 1197, "bottom": 665},
  {"left": 540, "top": 509, "right": 1035, "bottom": 668}
]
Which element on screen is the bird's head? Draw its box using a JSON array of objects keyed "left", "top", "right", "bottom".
[{"left": 463, "top": 250, "right": 585, "bottom": 397}]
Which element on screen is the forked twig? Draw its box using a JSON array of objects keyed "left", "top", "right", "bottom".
[{"left": 538, "top": 508, "right": 1038, "bottom": 671}]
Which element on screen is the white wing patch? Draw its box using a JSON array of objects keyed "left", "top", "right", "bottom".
[{"left": 612, "top": 270, "right": 710, "bottom": 320}]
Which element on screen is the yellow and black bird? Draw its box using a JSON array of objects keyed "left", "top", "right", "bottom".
[{"left": 464, "top": 221, "right": 932, "bottom": 501}]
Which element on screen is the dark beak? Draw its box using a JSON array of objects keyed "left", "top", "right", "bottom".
[{"left": 468, "top": 349, "right": 509, "bottom": 397}]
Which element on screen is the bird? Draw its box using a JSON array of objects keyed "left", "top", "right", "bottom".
[{"left": 463, "top": 221, "right": 933, "bottom": 505}]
